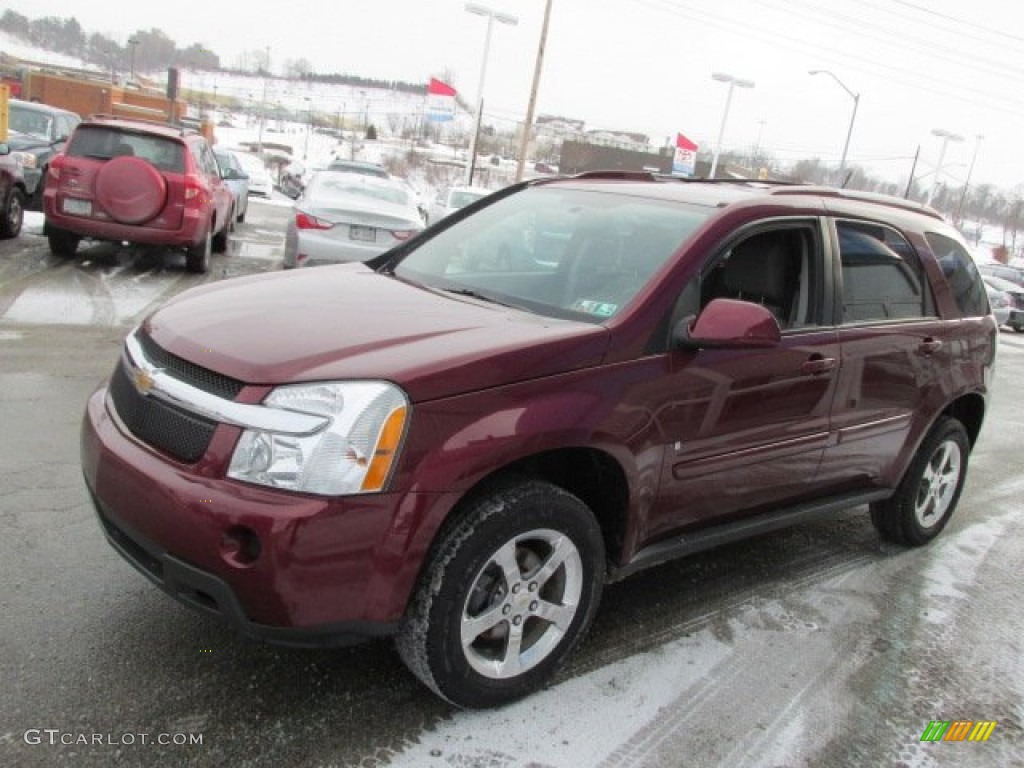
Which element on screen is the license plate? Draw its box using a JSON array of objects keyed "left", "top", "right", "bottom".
[
  {"left": 349, "top": 225, "right": 376, "bottom": 243},
  {"left": 63, "top": 198, "right": 92, "bottom": 216}
]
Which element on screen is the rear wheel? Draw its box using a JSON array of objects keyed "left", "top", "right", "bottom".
[
  {"left": 47, "top": 226, "right": 80, "bottom": 257},
  {"left": 186, "top": 228, "right": 211, "bottom": 273},
  {"left": 0, "top": 186, "right": 24, "bottom": 239},
  {"left": 397, "top": 479, "right": 604, "bottom": 708},
  {"left": 870, "top": 416, "right": 970, "bottom": 546}
]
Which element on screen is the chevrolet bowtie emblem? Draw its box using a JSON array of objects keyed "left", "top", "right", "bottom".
[{"left": 133, "top": 368, "right": 156, "bottom": 395}]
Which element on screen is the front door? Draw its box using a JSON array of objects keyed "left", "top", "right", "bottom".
[{"left": 646, "top": 222, "right": 841, "bottom": 540}]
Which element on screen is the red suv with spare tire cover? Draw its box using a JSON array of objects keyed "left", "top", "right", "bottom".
[
  {"left": 81, "top": 173, "right": 997, "bottom": 709},
  {"left": 43, "top": 115, "right": 232, "bottom": 273}
]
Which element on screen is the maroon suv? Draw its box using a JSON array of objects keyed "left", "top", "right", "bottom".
[
  {"left": 81, "top": 175, "right": 997, "bottom": 708},
  {"left": 43, "top": 115, "right": 233, "bottom": 273}
]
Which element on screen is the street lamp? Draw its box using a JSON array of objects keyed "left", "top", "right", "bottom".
[
  {"left": 926, "top": 128, "right": 964, "bottom": 206},
  {"left": 709, "top": 72, "right": 754, "bottom": 178},
  {"left": 809, "top": 69, "right": 859, "bottom": 185},
  {"left": 127, "top": 37, "right": 139, "bottom": 82},
  {"left": 464, "top": 2, "right": 519, "bottom": 185}
]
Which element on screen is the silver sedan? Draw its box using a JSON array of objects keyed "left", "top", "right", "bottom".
[{"left": 284, "top": 172, "right": 425, "bottom": 268}]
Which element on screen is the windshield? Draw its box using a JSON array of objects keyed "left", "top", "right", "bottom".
[
  {"left": 394, "top": 186, "right": 711, "bottom": 322},
  {"left": 10, "top": 105, "right": 53, "bottom": 139}
]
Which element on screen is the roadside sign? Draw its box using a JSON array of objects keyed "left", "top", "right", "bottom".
[{"left": 0, "top": 84, "right": 9, "bottom": 142}]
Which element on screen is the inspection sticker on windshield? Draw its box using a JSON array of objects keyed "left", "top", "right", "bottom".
[
  {"left": 349, "top": 225, "right": 376, "bottom": 242},
  {"left": 573, "top": 299, "right": 618, "bottom": 317}
]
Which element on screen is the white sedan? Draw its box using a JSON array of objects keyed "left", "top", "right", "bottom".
[
  {"left": 232, "top": 151, "right": 274, "bottom": 198},
  {"left": 283, "top": 172, "right": 425, "bottom": 268}
]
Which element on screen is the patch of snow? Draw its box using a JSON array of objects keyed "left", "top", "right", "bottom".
[{"left": 386, "top": 630, "right": 732, "bottom": 768}]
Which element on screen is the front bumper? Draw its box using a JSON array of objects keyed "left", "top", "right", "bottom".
[{"left": 81, "top": 385, "right": 439, "bottom": 645}]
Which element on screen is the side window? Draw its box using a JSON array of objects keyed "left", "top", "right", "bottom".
[
  {"left": 200, "top": 144, "right": 219, "bottom": 176},
  {"left": 837, "top": 221, "right": 926, "bottom": 323},
  {"left": 925, "top": 232, "right": 990, "bottom": 318},
  {"left": 679, "top": 225, "right": 822, "bottom": 331}
]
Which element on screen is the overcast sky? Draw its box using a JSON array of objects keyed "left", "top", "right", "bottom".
[{"left": 4, "top": 0, "right": 1023, "bottom": 192}]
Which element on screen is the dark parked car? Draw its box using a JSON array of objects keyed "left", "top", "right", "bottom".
[
  {"left": 6, "top": 98, "right": 80, "bottom": 205},
  {"left": 0, "top": 142, "right": 28, "bottom": 238},
  {"left": 43, "top": 115, "right": 233, "bottom": 273},
  {"left": 82, "top": 175, "right": 996, "bottom": 708}
]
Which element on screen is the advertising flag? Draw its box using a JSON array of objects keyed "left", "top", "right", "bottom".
[
  {"left": 673, "top": 132, "right": 699, "bottom": 176},
  {"left": 426, "top": 78, "right": 457, "bottom": 123}
]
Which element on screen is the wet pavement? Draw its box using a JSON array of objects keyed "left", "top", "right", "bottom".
[{"left": 0, "top": 206, "right": 1022, "bottom": 766}]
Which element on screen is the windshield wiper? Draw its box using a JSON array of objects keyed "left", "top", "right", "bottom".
[{"left": 443, "top": 287, "right": 512, "bottom": 307}]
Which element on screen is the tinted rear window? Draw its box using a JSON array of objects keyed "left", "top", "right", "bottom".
[{"left": 67, "top": 126, "right": 185, "bottom": 173}]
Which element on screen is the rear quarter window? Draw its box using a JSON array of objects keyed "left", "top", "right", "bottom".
[{"left": 925, "top": 232, "right": 990, "bottom": 317}]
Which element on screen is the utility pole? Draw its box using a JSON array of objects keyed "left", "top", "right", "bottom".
[{"left": 515, "top": 0, "right": 553, "bottom": 183}]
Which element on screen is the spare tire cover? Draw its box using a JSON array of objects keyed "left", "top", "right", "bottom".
[{"left": 94, "top": 156, "right": 168, "bottom": 224}]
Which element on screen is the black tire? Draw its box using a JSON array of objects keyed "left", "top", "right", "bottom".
[
  {"left": 186, "top": 228, "right": 211, "bottom": 273},
  {"left": 1, "top": 186, "right": 25, "bottom": 239},
  {"left": 870, "top": 416, "right": 970, "bottom": 547},
  {"left": 47, "top": 226, "right": 80, "bottom": 257},
  {"left": 397, "top": 479, "right": 604, "bottom": 709},
  {"left": 212, "top": 218, "right": 229, "bottom": 254},
  {"left": 236, "top": 199, "right": 246, "bottom": 224}
]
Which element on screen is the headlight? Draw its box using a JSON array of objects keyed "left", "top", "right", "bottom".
[
  {"left": 228, "top": 381, "right": 409, "bottom": 495},
  {"left": 12, "top": 152, "right": 37, "bottom": 170}
]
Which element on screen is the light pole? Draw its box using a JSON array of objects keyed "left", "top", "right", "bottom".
[
  {"left": 127, "top": 37, "right": 139, "bottom": 82},
  {"left": 955, "top": 134, "right": 984, "bottom": 225},
  {"left": 926, "top": 128, "right": 964, "bottom": 206},
  {"left": 709, "top": 72, "right": 754, "bottom": 178},
  {"left": 303, "top": 97, "right": 312, "bottom": 160},
  {"left": 464, "top": 2, "right": 519, "bottom": 186},
  {"left": 809, "top": 69, "right": 859, "bottom": 185},
  {"left": 515, "top": 0, "right": 553, "bottom": 183}
]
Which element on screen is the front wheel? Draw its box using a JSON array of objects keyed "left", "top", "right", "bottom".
[
  {"left": 397, "top": 479, "right": 605, "bottom": 708},
  {"left": 870, "top": 416, "right": 970, "bottom": 546}
]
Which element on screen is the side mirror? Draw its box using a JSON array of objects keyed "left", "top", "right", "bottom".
[{"left": 674, "top": 298, "right": 781, "bottom": 350}]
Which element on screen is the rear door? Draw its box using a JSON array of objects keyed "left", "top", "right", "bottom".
[
  {"left": 816, "top": 218, "right": 951, "bottom": 490},
  {"left": 190, "top": 140, "right": 232, "bottom": 227}
]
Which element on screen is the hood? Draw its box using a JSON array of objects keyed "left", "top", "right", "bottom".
[{"left": 143, "top": 264, "right": 609, "bottom": 402}]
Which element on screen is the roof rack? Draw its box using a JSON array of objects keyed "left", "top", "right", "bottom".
[
  {"left": 87, "top": 113, "right": 197, "bottom": 137},
  {"left": 767, "top": 186, "right": 944, "bottom": 220},
  {"left": 570, "top": 170, "right": 801, "bottom": 187},
  {"left": 567, "top": 171, "right": 944, "bottom": 220}
]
